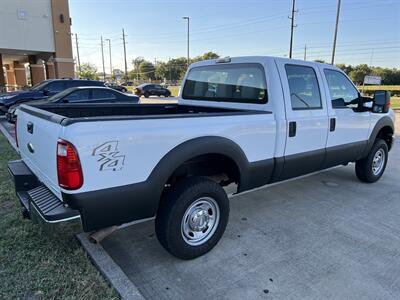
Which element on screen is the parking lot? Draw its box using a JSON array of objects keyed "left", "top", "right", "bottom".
[{"left": 1, "top": 112, "right": 399, "bottom": 299}]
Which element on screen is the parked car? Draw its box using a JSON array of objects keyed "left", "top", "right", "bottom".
[
  {"left": 0, "top": 79, "right": 105, "bottom": 114},
  {"left": 135, "top": 83, "right": 171, "bottom": 98},
  {"left": 6, "top": 86, "right": 139, "bottom": 123},
  {"left": 105, "top": 82, "right": 128, "bottom": 93},
  {"left": 9, "top": 56, "right": 395, "bottom": 260}
]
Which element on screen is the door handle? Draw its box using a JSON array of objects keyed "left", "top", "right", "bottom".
[
  {"left": 27, "top": 122, "right": 34, "bottom": 134},
  {"left": 289, "top": 121, "right": 296, "bottom": 137},
  {"left": 330, "top": 118, "right": 336, "bottom": 132}
]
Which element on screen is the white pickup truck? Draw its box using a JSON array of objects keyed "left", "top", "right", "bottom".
[{"left": 9, "top": 56, "right": 395, "bottom": 259}]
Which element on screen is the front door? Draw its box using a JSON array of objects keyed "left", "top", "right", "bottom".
[
  {"left": 276, "top": 61, "right": 329, "bottom": 180},
  {"left": 320, "top": 68, "right": 371, "bottom": 167}
]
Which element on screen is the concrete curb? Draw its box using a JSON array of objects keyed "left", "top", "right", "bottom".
[
  {"left": 0, "top": 117, "right": 18, "bottom": 152},
  {"left": 77, "top": 233, "right": 145, "bottom": 300}
]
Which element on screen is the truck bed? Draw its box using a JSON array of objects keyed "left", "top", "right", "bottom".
[{"left": 20, "top": 103, "right": 266, "bottom": 125}]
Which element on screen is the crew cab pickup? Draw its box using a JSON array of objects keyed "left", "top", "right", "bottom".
[{"left": 8, "top": 57, "right": 395, "bottom": 259}]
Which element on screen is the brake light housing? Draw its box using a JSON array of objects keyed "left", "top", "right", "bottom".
[{"left": 57, "top": 139, "right": 83, "bottom": 190}]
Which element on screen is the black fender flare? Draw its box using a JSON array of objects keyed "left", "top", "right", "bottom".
[
  {"left": 363, "top": 116, "right": 394, "bottom": 157},
  {"left": 147, "top": 136, "right": 249, "bottom": 195}
]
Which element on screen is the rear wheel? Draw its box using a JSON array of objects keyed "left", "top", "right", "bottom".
[
  {"left": 355, "top": 139, "right": 388, "bottom": 183},
  {"left": 165, "top": 91, "right": 171, "bottom": 97},
  {"left": 155, "top": 177, "right": 229, "bottom": 260}
]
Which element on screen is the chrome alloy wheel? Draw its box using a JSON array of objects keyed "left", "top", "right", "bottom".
[
  {"left": 181, "top": 197, "right": 220, "bottom": 246},
  {"left": 372, "top": 148, "right": 385, "bottom": 176}
]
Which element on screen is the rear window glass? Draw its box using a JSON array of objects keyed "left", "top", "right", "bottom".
[{"left": 182, "top": 63, "right": 267, "bottom": 104}]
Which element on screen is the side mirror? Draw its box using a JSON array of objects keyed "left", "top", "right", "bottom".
[
  {"left": 373, "top": 90, "right": 391, "bottom": 113},
  {"left": 42, "top": 89, "right": 50, "bottom": 96}
]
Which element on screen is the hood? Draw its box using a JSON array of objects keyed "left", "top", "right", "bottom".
[{"left": 0, "top": 90, "right": 43, "bottom": 105}]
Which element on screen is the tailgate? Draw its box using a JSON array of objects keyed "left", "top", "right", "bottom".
[{"left": 17, "top": 106, "right": 64, "bottom": 198}]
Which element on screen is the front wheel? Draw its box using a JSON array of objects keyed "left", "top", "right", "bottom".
[
  {"left": 155, "top": 177, "right": 229, "bottom": 260},
  {"left": 355, "top": 139, "right": 388, "bottom": 183},
  {"left": 144, "top": 92, "right": 150, "bottom": 98}
]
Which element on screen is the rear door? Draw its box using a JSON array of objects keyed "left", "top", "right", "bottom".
[
  {"left": 17, "top": 107, "right": 63, "bottom": 197},
  {"left": 276, "top": 61, "right": 329, "bottom": 179},
  {"left": 320, "top": 67, "right": 371, "bottom": 167}
]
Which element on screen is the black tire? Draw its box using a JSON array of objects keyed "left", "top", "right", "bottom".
[
  {"left": 355, "top": 139, "right": 388, "bottom": 183},
  {"left": 165, "top": 91, "right": 171, "bottom": 97},
  {"left": 144, "top": 92, "right": 150, "bottom": 98},
  {"left": 155, "top": 177, "right": 229, "bottom": 260}
]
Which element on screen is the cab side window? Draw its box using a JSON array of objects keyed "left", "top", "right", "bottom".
[
  {"left": 92, "top": 89, "right": 116, "bottom": 100},
  {"left": 64, "top": 90, "right": 90, "bottom": 102},
  {"left": 324, "top": 69, "right": 359, "bottom": 108},
  {"left": 285, "top": 65, "right": 322, "bottom": 110},
  {"left": 45, "top": 81, "right": 65, "bottom": 93}
]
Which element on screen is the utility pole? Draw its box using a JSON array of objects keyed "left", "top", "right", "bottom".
[
  {"left": 122, "top": 29, "right": 128, "bottom": 82},
  {"left": 288, "top": 0, "right": 297, "bottom": 59},
  {"left": 75, "top": 33, "right": 81, "bottom": 75},
  {"left": 105, "top": 39, "right": 112, "bottom": 79},
  {"left": 331, "top": 0, "right": 341, "bottom": 65},
  {"left": 304, "top": 44, "right": 307, "bottom": 61},
  {"left": 182, "top": 17, "right": 190, "bottom": 68},
  {"left": 100, "top": 36, "right": 105, "bottom": 81},
  {"left": 168, "top": 57, "right": 172, "bottom": 83}
]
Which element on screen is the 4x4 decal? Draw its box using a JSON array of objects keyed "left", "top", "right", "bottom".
[{"left": 92, "top": 141, "right": 125, "bottom": 171}]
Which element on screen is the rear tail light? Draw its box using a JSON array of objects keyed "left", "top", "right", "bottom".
[
  {"left": 57, "top": 139, "right": 83, "bottom": 190},
  {"left": 15, "top": 119, "right": 18, "bottom": 148}
]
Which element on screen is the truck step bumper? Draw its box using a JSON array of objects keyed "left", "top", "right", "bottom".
[{"left": 8, "top": 160, "right": 80, "bottom": 223}]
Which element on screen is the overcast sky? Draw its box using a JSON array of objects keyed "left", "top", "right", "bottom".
[{"left": 69, "top": 0, "right": 400, "bottom": 72}]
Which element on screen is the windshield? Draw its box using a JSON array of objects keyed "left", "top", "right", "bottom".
[
  {"left": 47, "top": 88, "right": 76, "bottom": 102},
  {"left": 30, "top": 80, "right": 51, "bottom": 91}
]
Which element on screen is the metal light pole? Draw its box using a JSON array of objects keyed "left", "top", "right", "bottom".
[
  {"left": 182, "top": 17, "right": 190, "bottom": 68},
  {"left": 331, "top": 0, "right": 341, "bottom": 65},
  {"left": 100, "top": 36, "right": 106, "bottom": 81},
  {"left": 74, "top": 33, "right": 81, "bottom": 75},
  {"left": 122, "top": 29, "right": 128, "bottom": 82},
  {"left": 105, "top": 38, "right": 112, "bottom": 79}
]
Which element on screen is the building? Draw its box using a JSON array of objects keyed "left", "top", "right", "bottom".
[{"left": 0, "top": 0, "right": 74, "bottom": 91}]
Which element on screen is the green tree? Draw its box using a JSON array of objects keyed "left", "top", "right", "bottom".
[
  {"left": 78, "top": 63, "right": 99, "bottom": 80},
  {"left": 131, "top": 57, "right": 145, "bottom": 80},
  {"left": 336, "top": 63, "right": 353, "bottom": 74},
  {"left": 201, "top": 52, "right": 220, "bottom": 60},
  {"left": 138, "top": 61, "right": 155, "bottom": 80},
  {"left": 348, "top": 64, "right": 372, "bottom": 85},
  {"left": 155, "top": 62, "right": 169, "bottom": 81}
]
